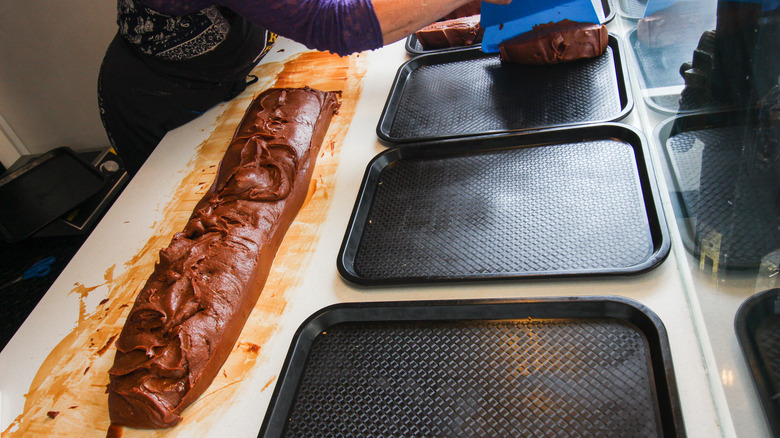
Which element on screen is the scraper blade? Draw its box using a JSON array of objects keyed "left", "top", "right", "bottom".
[{"left": 480, "top": 0, "right": 601, "bottom": 53}]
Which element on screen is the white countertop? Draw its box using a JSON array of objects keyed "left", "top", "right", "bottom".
[{"left": 0, "top": 28, "right": 770, "bottom": 437}]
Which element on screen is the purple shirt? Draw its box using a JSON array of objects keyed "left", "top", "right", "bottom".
[{"left": 139, "top": 0, "right": 384, "bottom": 56}]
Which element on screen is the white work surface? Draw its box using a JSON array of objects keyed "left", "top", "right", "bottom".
[{"left": 0, "top": 33, "right": 768, "bottom": 437}]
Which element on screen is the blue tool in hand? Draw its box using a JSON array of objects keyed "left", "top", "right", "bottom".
[
  {"left": 0, "top": 256, "right": 56, "bottom": 291},
  {"left": 481, "top": 0, "right": 601, "bottom": 52}
]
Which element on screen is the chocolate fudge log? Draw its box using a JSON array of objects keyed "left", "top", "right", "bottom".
[
  {"left": 442, "top": 0, "right": 481, "bottom": 20},
  {"left": 415, "top": 15, "right": 484, "bottom": 49},
  {"left": 499, "top": 20, "right": 609, "bottom": 65},
  {"left": 107, "top": 87, "right": 340, "bottom": 429}
]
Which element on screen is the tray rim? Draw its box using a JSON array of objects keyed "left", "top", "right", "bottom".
[
  {"left": 615, "top": 0, "right": 645, "bottom": 21},
  {"left": 381, "top": 34, "right": 633, "bottom": 144},
  {"left": 404, "top": 0, "right": 616, "bottom": 56},
  {"left": 258, "top": 295, "right": 685, "bottom": 438},
  {"left": 339, "top": 123, "right": 670, "bottom": 285},
  {"left": 734, "top": 287, "right": 780, "bottom": 436}
]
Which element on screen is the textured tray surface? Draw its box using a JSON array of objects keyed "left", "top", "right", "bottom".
[
  {"left": 663, "top": 118, "right": 780, "bottom": 268},
  {"left": 757, "top": 316, "right": 780, "bottom": 388},
  {"left": 352, "top": 139, "right": 652, "bottom": 281},
  {"left": 629, "top": 30, "right": 691, "bottom": 89},
  {"left": 282, "top": 317, "right": 661, "bottom": 437},
  {"left": 617, "top": 0, "right": 646, "bottom": 19},
  {"left": 383, "top": 45, "right": 624, "bottom": 142}
]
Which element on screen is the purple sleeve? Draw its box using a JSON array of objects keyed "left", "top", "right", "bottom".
[{"left": 139, "top": 0, "right": 384, "bottom": 56}]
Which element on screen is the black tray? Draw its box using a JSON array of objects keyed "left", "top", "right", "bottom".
[
  {"left": 735, "top": 288, "right": 780, "bottom": 436},
  {"left": 380, "top": 35, "right": 632, "bottom": 144},
  {"left": 259, "top": 297, "right": 686, "bottom": 438},
  {"left": 0, "top": 147, "right": 105, "bottom": 242},
  {"left": 404, "top": 0, "right": 616, "bottom": 56},
  {"left": 339, "top": 124, "right": 669, "bottom": 285},
  {"left": 656, "top": 110, "right": 780, "bottom": 270}
]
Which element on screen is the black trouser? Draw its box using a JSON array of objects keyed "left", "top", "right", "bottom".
[{"left": 98, "top": 19, "right": 273, "bottom": 175}]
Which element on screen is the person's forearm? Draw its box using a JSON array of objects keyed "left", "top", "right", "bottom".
[
  {"left": 136, "top": 0, "right": 509, "bottom": 56},
  {"left": 372, "top": 0, "right": 473, "bottom": 45}
]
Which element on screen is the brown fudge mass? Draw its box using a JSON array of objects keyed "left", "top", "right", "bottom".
[
  {"left": 415, "top": 15, "right": 484, "bottom": 50},
  {"left": 107, "top": 87, "right": 340, "bottom": 429},
  {"left": 442, "top": 0, "right": 481, "bottom": 20},
  {"left": 499, "top": 20, "right": 609, "bottom": 65}
]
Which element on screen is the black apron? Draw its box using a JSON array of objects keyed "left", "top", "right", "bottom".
[{"left": 98, "top": 9, "right": 275, "bottom": 175}]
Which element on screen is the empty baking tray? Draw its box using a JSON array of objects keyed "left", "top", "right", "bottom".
[
  {"left": 405, "top": 0, "right": 615, "bottom": 56},
  {"left": 258, "top": 297, "right": 686, "bottom": 438},
  {"left": 380, "top": 35, "right": 632, "bottom": 143},
  {"left": 0, "top": 147, "right": 105, "bottom": 242},
  {"left": 735, "top": 288, "right": 780, "bottom": 436},
  {"left": 656, "top": 110, "right": 779, "bottom": 270},
  {"left": 338, "top": 123, "right": 669, "bottom": 285}
]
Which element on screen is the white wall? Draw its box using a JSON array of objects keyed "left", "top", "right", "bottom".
[{"left": 0, "top": 0, "right": 117, "bottom": 168}]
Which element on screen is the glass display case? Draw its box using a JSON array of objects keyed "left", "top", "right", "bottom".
[{"left": 618, "top": 0, "right": 780, "bottom": 436}]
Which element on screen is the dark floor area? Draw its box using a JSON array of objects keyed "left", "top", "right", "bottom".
[
  {"left": 0, "top": 235, "right": 90, "bottom": 350},
  {"left": 0, "top": 148, "right": 128, "bottom": 352}
]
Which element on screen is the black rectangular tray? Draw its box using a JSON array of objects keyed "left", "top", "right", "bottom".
[
  {"left": 735, "top": 288, "right": 780, "bottom": 436},
  {"left": 338, "top": 124, "right": 669, "bottom": 285},
  {"left": 0, "top": 147, "right": 105, "bottom": 242},
  {"left": 380, "top": 35, "right": 632, "bottom": 143},
  {"left": 655, "top": 110, "right": 779, "bottom": 270},
  {"left": 259, "top": 297, "right": 686, "bottom": 438},
  {"left": 405, "top": 0, "right": 615, "bottom": 56}
]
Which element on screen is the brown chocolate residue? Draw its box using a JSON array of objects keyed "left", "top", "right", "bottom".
[
  {"left": 261, "top": 377, "right": 276, "bottom": 392},
  {"left": 415, "top": 15, "right": 484, "bottom": 50},
  {"left": 96, "top": 334, "right": 117, "bottom": 357},
  {"left": 46, "top": 411, "right": 59, "bottom": 419}
]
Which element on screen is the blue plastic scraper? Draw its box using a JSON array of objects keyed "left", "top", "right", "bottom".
[
  {"left": 480, "top": 0, "right": 601, "bottom": 53},
  {"left": 643, "top": 0, "right": 682, "bottom": 16}
]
